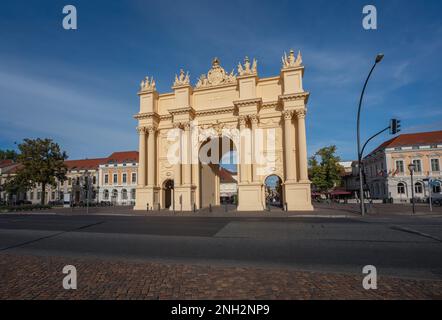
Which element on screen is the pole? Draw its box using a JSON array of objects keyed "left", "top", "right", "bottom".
[
  {"left": 410, "top": 169, "right": 415, "bottom": 214},
  {"left": 357, "top": 59, "right": 381, "bottom": 216},
  {"left": 429, "top": 179, "right": 433, "bottom": 212}
]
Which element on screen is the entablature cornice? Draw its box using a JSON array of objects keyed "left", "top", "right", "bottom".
[
  {"left": 133, "top": 112, "right": 160, "bottom": 121},
  {"left": 168, "top": 107, "right": 196, "bottom": 117},
  {"left": 278, "top": 92, "right": 309, "bottom": 103},
  {"left": 232, "top": 97, "right": 262, "bottom": 108},
  {"left": 195, "top": 106, "right": 235, "bottom": 117}
]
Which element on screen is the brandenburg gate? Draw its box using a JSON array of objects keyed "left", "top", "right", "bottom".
[{"left": 134, "top": 50, "right": 313, "bottom": 211}]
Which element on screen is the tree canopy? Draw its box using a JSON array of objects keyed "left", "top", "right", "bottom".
[
  {"left": 308, "top": 145, "right": 344, "bottom": 193},
  {"left": 0, "top": 149, "right": 18, "bottom": 161},
  {"left": 8, "top": 138, "right": 68, "bottom": 204}
]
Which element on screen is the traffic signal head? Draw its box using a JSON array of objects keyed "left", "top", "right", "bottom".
[{"left": 390, "top": 118, "right": 401, "bottom": 135}]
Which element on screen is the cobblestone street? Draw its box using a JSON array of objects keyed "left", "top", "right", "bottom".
[{"left": 1, "top": 254, "right": 441, "bottom": 300}]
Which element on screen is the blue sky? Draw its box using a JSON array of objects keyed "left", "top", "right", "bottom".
[{"left": 0, "top": 0, "right": 441, "bottom": 161}]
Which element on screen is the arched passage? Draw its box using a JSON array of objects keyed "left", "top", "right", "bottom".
[
  {"left": 199, "top": 136, "right": 238, "bottom": 209},
  {"left": 264, "top": 174, "right": 283, "bottom": 208},
  {"left": 162, "top": 179, "right": 174, "bottom": 209}
]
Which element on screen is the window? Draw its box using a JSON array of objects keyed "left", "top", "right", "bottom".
[
  {"left": 51, "top": 191, "right": 55, "bottom": 200},
  {"left": 103, "top": 189, "right": 109, "bottom": 200},
  {"left": 68, "top": 178, "right": 72, "bottom": 185},
  {"left": 113, "top": 174, "right": 118, "bottom": 184},
  {"left": 131, "top": 172, "right": 137, "bottom": 184},
  {"left": 104, "top": 174, "right": 109, "bottom": 184},
  {"left": 414, "top": 182, "right": 423, "bottom": 194},
  {"left": 122, "top": 189, "right": 128, "bottom": 200},
  {"left": 397, "top": 183, "right": 405, "bottom": 194},
  {"left": 92, "top": 176, "right": 96, "bottom": 184},
  {"left": 431, "top": 159, "right": 440, "bottom": 172},
  {"left": 112, "top": 189, "right": 118, "bottom": 199},
  {"left": 396, "top": 160, "right": 404, "bottom": 173},
  {"left": 37, "top": 192, "right": 41, "bottom": 200},
  {"left": 412, "top": 159, "right": 422, "bottom": 173},
  {"left": 122, "top": 173, "right": 127, "bottom": 184},
  {"left": 131, "top": 189, "right": 136, "bottom": 199},
  {"left": 433, "top": 181, "right": 441, "bottom": 194},
  {"left": 30, "top": 192, "right": 34, "bottom": 200}
]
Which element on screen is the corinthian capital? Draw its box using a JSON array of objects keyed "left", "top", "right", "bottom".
[
  {"left": 296, "top": 109, "right": 306, "bottom": 119},
  {"left": 249, "top": 114, "right": 259, "bottom": 125},
  {"left": 136, "top": 126, "right": 146, "bottom": 134},
  {"left": 146, "top": 125, "right": 157, "bottom": 134},
  {"left": 283, "top": 110, "right": 293, "bottom": 120},
  {"left": 238, "top": 115, "right": 248, "bottom": 127}
]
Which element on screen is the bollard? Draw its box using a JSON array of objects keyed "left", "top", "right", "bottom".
[
  {"left": 193, "top": 203, "right": 196, "bottom": 213},
  {"left": 147, "top": 203, "right": 149, "bottom": 212},
  {"left": 209, "top": 204, "right": 212, "bottom": 213},
  {"left": 284, "top": 202, "right": 288, "bottom": 212},
  {"left": 158, "top": 203, "right": 161, "bottom": 211}
]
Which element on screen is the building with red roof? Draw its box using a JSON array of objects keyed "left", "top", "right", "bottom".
[{"left": 362, "top": 130, "right": 442, "bottom": 203}]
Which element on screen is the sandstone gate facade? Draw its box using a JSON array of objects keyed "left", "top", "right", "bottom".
[{"left": 134, "top": 50, "right": 313, "bottom": 211}]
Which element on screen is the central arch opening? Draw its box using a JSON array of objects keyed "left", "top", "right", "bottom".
[{"left": 199, "top": 136, "right": 237, "bottom": 209}]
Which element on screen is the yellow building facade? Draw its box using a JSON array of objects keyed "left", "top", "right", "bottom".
[{"left": 134, "top": 50, "right": 313, "bottom": 211}]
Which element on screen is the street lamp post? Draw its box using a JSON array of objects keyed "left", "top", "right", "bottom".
[
  {"left": 357, "top": 53, "right": 384, "bottom": 216},
  {"left": 408, "top": 163, "right": 416, "bottom": 214}
]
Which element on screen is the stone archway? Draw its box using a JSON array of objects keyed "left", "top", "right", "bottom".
[
  {"left": 162, "top": 179, "right": 174, "bottom": 210},
  {"left": 198, "top": 136, "right": 238, "bottom": 209},
  {"left": 264, "top": 174, "right": 283, "bottom": 208},
  {"left": 134, "top": 51, "right": 313, "bottom": 211}
]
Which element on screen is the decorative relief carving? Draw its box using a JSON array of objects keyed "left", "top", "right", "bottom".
[
  {"left": 282, "top": 49, "right": 302, "bottom": 68},
  {"left": 237, "top": 56, "right": 257, "bottom": 76},
  {"left": 140, "top": 76, "right": 156, "bottom": 91},
  {"left": 195, "top": 58, "right": 236, "bottom": 88},
  {"left": 174, "top": 69, "right": 190, "bottom": 86},
  {"left": 136, "top": 126, "right": 146, "bottom": 134}
]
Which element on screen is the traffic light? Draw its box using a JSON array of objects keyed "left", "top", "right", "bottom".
[{"left": 390, "top": 118, "right": 401, "bottom": 134}]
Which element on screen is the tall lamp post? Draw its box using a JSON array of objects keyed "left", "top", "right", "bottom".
[
  {"left": 408, "top": 163, "right": 416, "bottom": 214},
  {"left": 357, "top": 53, "right": 384, "bottom": 216}
]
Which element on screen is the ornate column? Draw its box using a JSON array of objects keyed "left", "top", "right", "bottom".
[
  {"left": 296, "top": 109, "right": 309, "bottom": 182},
  {"left": 182, "top": 122, "right": 192, "bottom": 186},
  {"left": 173, "top": 123, "right": 182, "bottom": 186},
  {"left": 147, "top": 125, "right": 157, "bottom": 186},
  {"left": 250, "top": 114, "right": 259, "bottom": 182},
  {"left": 283, "top": 110, "right": 297, "bottom": 182},
  {"left": 238, "top": 115, "right": 249, "bottom": 183},
  {"left": 137, "top": 126, "right": 146, "bottom": 186}
]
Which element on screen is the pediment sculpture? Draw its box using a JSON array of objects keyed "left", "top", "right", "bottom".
[
  {"left": 195, "top": 57, "right": 236, "bottom": 88},
  {"left": 282, "top": 49, "right": 302, "bottom": 68},
  {"left": 140, "top": 76, "right": 156, "bottom": 91},
  {"left": 174, "top": 69, "right": 190, "bottom": 86},
  {"left": 237, "top": 56, "right": 257, "bottom": 76}
]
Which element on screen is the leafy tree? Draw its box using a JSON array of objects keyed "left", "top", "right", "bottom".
[
  {"left": 10, "top": 138, "right": 68, "bottom": 205},
  {"left": 308, "top": 145, "right": 344, "bottom": 193},
  {"left": 0, "top": 149, "right": 18, "bottom": 161}
]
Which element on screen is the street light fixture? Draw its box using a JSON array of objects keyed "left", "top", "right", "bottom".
[
  {"left": 356, "top": 53, "right": 384, "bottom": 216},
  {"left": 408, "top": 163, "right": 416, "bottom": 214}
]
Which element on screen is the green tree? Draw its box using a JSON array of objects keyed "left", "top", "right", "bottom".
[
  {"left": 0, "top": 149, "right": 18, "bottom": 161},
  {"left": 10, "top": 138, "right": 68, "bottom": 205},
  {"left": 308, "top": 145, "right": 343, "bottom": 193}
]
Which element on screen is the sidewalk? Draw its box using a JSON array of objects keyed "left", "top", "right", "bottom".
[
  {"left": 1, "top": 253, "right": 441, "bottom": 299},
  {"left": 3, "top": 203, "right": 441, "bottom": 218}
]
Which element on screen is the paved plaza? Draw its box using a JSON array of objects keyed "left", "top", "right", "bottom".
[{"left": 0, "top": 205, "right": 442, "bottom": 299}]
